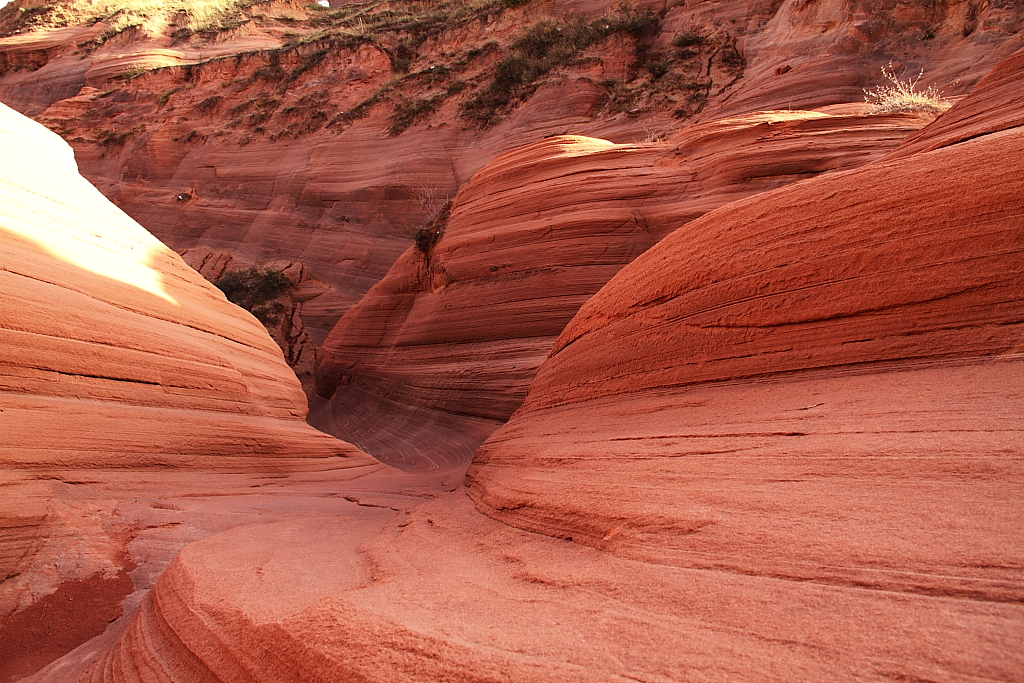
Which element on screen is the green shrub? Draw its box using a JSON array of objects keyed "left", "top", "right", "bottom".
[
  {"left": 672, "top": 30, "right": 707, "bottom": 48},
  {"left": 97, "top": 128, "right": 133, "bottom": 145},
  {"left": 390, "top": 95, "right": 442, "bottom": 135},
  {"left": 672, "top": 29, "right": 707, "bottom": 57},
  {"left": 214, "top": 266, "right": 293, "bottom": 325},
  {"left": 195, "top": 95, "right": 222, "bottom": 112},
  {"left": 121, "top": 65, "right": 146, "bottom": 80}
]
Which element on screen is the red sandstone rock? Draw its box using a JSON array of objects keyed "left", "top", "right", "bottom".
[
  {"left": 0, "top": 101, "right": 379, "bottom": 641},
  {"left": 6, "top": 10, "right": 1024, "bottom": 683},
  {"left": 312, "top": 111, "right": 930, "bottom": 469},
  {"left": 462, "top": 68, "right": 1024, "bottom": 676},
  {"left": 3, "top": 0, "right": 1018, "bottom": 380}
]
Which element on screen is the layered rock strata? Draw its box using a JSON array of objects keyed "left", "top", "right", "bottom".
[
  {"left": 0, "top": 101, "right": 369, "bottom": 471},
  {"left": 3, "top": 0, "right": 1019, "bottom": 370},
  {"left": 22, "top": 44, "right": 1024, "bottom": 683},
  {"left": 0, "top": 101, "right": 378, "bottom": 652},
  {"left": 466, "top": 56, "right": 1024, "bottom": 627},
  {"left": 312, "top": 109, "right": 931, "bottom": 469}
]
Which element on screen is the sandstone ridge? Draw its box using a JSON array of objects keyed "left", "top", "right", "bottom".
[
  {"left": 465, "top": 46, "right": 1024, "bottom": 645},
  {"left": 0, "top": 102, "right": 380, "bottom": 676},
  {"left": 5, "top": 17, "right": 1024, "bottom": 683},
  {"left": 312, "top": 108, "right": 932, "bottom": 469}
]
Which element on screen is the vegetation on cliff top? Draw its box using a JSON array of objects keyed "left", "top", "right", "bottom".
[
  {"left": 18, "top": 0, "right": 747, "bottom": 146},
  {"left": 0, "top": 0, "right": 260, "bottom": 41},
  {"left": 461, "top": 11, "right": 657, "bottom": 127}
]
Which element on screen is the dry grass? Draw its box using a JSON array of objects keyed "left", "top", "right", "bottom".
[
  {"left": 864, "top": 65, "right": 951, "bottom": 115},
  {"left": 1, "top": 0, "right": 256, "bottom": 41}
]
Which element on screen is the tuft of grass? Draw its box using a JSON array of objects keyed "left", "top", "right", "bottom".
[
  {"left": 195, "top": 95, "right": 222, "bottom": 112},
  {"left": 863, "top": 65, "right": 950, "bottom": 114},
  {"left": 213, "top": 266, "right": 293, "bottom": 325},
  {"left": 158, "top": 85, "right": 185, "bottom": 105},
  {"left": 414, "top": 201, "right": 452, "bottom": 254},
  {"left": 390, "top": 95, "right": 443, "bottom": 135},
  {"left": 121, "top": 65, "right": 146, "bottom": 79},
  {"left": 97, "top": 127, "right": 136, "bottom": 145}
]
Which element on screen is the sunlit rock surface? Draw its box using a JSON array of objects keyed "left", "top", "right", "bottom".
[
  {"left": 9, "top": 36, "right": 1024, "bottom": 683},
  {"left": 0, "top": 102, "right": 379, "bottom": 676}
]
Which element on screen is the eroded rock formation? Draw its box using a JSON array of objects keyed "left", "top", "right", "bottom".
[
  {"left": 0, "top": 102, "right": 380, "bottom": 677},
  {"left": 1, "top": 0, "right": 1020, "bottom": 379},
  {"left": 311, "top": 109, "right": 932, "bottom": 468},
  {"left": 2, "top": 7, "right": 1022, "bottom": 681},
  {"left": 463, "top": 46, "right": 1024, "bottom": 669}
]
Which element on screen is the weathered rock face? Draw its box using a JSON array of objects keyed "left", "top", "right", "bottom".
[
  {"left": 0, "top": 100, "right": 369, "bottom": 472},
  {"left": 465, "top": 50, "right": 1024, "bottom": 652},
  {"left": 17, "top": 43, "right": 1024, "bottom": 683},
  {"left": 311, "top": 110, "right": 931, "bottom": 469},
  {"left": 0, "top": 101, "right": 379, "bottom": 662},
  {"left": 2, "top": 0, "right": 1019, "bottom": 379}
]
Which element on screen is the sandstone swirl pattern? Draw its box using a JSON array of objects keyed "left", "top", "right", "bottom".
[
  {"left": 468, "top": 52, "right": 1024, "bottom": 608},
  {"left": 312, "top": 110, "right": 929, "bottom": 469},
  {"left": 24, "top": 49, "right": 1024, "bottom": 683},
  {"left": 0, "top": 101, "right": 378, "bottom": 621}
]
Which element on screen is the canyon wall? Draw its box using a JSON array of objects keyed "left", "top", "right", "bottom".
[
  {"left": 1, "top": 0, "right": 1020, "bottom": 382},
  {"left": 0, "top": 102, "right": 379, "bottom": 675},
  {"left": 0, "top": 4, "right": 1021, "bottom": 679},
  {"left": 466, "top": 46, "right": 1024, "bottom": 613},
  {"left": 311, "top": 109, "right": 931, "bottom": 468},
  {"left": 31, "top": 48, "right": 1024, "bottom": 682}
]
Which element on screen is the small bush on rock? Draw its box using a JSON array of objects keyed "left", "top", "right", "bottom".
[
  {"left": 214, "top": 266, "right": 292, "bottom": 325},
  {"left": 864, "top": 65, "right": 950, "bottom": 114},
  {"left": 414, "top": 201, "right": 452, "bottom": 254}
]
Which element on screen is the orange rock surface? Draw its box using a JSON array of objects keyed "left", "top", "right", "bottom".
[
  {"left": 5, "top": 20, "right": 1024, "bottom": 683},
  {"left": 311, "top": 110, "right": 930, "bottom": 469},
  {"left": 463, "top": 52, "right": 1024, "bottom": 675},
  {"left": 0, "top": 101, "right": 369, "bottom": 472},
  {"left": 3, "top": 0, "right": 1020, "bottom": 378},
  {"left": 0, "top": 101, "right": 379, "bottom": 661}
]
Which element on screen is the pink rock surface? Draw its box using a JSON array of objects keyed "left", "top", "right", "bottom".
[
  {"left": 462, "top": 66, "right": 1024, "bottom": 675},
  {"left": 0, "top": 102, "right": 378, "bottom": 645},
  {"left": 3, "top": 0, "right": 1019, "bottom": 376},
  {"left": 6, "top": 15, "right": 1024, "bottom": 683},
  {"left": 41, "top": 482, "right": 1024, "bottom": 682},
  {"left": 312, "top": 110, "right": 930, "bottom": 469}
]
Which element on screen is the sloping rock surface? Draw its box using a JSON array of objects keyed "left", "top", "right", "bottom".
[
  {"left": 20, "top": 40, "right": 1024, "bottom": 683},
  {"left": 0, "top": 101, "right": 369, "bottom": 472},
  {"left": 0, "top": 101, "right": 379, "bottom": 671},
  {"left": 312, "top": 110, "right": 930, "bottom": 469},
  {"left": 464, "top": 57, "right": 1024, "bottom": 669},
  {"left": 3, "top": 0, "right": 1020, "bottom": 376}
]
